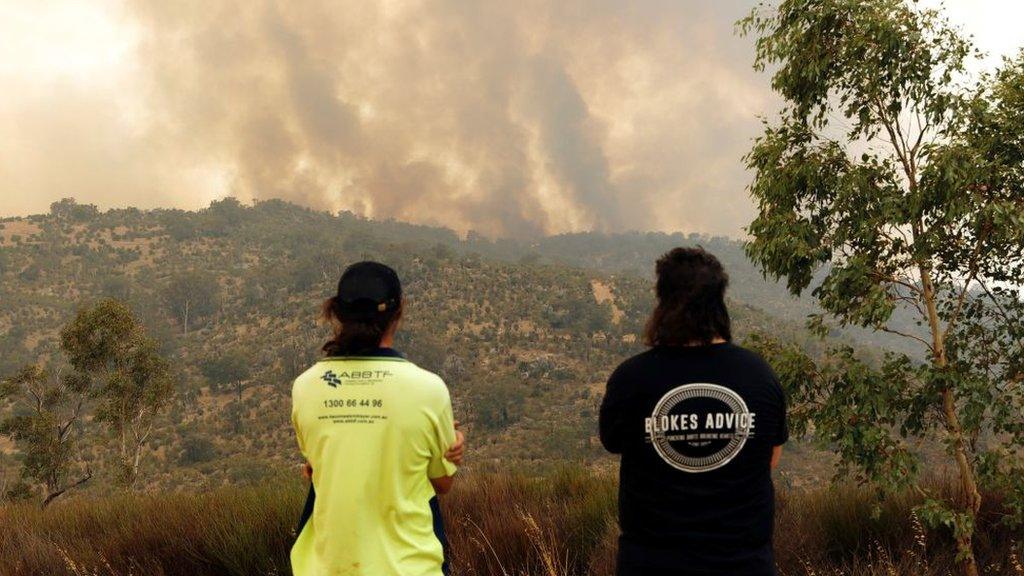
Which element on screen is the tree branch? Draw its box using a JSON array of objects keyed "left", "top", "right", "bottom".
[
  {"left": 41, "top": 467, "right": 92, "bottom": 509},
  {"left": 877, "top": 324, "right": 935, "bottom": 351},
  {"left": 873, "top": 95, "right": 914, "bottom": 185}
]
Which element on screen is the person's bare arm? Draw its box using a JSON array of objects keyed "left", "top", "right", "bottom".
[
  {"left": 444, "top": 421, "right": 465, "bottom": 466},
  {"left": 430, "top": 475, "right": 454, "bottom": 495},
  {"left": 431, "top": 422, "right": 465, "bottom": 495},
  {"left": 771, "top": 445, "right": 783, "bottom": 469}
]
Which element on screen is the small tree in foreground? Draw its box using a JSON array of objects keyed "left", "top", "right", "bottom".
[
  {"left": 739, "top": 2, "right": 1024, "bottom": 574},
  {"left": 61, "top": 299, "right": 175, "bottom": 489},
  {"left": 0, "top": 365, "right": 92, "bottom": 507}
]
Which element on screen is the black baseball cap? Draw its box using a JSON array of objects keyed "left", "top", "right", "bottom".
[{"left": 335, "top": 261, "right": 402, "bottom": 321}]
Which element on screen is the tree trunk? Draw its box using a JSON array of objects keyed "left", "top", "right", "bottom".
[
  {"left": 114, "top": 429, "right": 136, "bottom": 489},
  {"left": 129, "top": 443, "right": 143, "bottom": 490},
  {"left": 920, "top": 265, "right": 982, "bottom": 576}
]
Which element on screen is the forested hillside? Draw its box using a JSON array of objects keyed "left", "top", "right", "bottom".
[{"left": 0, "top": 198, "right": 839, "bottom": 495}]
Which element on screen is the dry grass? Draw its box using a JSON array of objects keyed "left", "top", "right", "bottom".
[
  {"left": 0, "top": 483, "right": 296, "bottom": 576},
  {"left": 0, "top": 466, "right": 1020, "bottom": 576}
]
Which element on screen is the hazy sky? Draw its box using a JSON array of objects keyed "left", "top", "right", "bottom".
[{"left": 1, "top": 1, "right": 1021, "bottom": 238}]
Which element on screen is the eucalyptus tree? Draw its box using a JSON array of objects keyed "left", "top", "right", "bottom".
[
  {"left": 162, "top": 271, "right": 220, "bottom": 336},
  {"left": 739, "top": 2, "right": 1024, "bottom": 573},
  {"left": 62, "top": 299, "right": 175, "bottom": 489},
  {"left": 200, "top": 349, "right": 251, "bottom": 402},
  {"left": 0, "top": 365, "right": 92, "bottom": 507}
]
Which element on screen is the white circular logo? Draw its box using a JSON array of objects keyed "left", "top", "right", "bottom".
[{"left": 646, "top": 383, "right": 755, "bottom": 473}]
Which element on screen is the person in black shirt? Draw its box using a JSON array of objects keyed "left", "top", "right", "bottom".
[{"left": 600, "top": 247, "right": 788, "bottom": 576}]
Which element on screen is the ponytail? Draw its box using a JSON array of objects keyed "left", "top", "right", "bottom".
[{"left": 321, "top": 297, "right": 400, "bottom": 356}]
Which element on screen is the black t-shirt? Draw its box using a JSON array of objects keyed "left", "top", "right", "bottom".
[{"left": 599, "top": 343, "right": 788, "bottom": 576}]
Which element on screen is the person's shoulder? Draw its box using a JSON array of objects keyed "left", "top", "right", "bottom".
[
  {"left": 402, "top": 362, "right": 450, "bottom": 399},
  {"left": 722, "top": 343, "right": 782, "bottom": 391},
  {"left": 723, "top": 342, "right": 773, "bottom": 369},
  {"left": 609, "top": 349, "right": 658, "bottom": 380},
  {"left": 291, "top": 361, "right": 328, "bottom": 396}
]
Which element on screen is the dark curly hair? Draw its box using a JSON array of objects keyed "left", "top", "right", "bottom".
[{"left": 643, "top": 247, "right": 731, "bottom": 347}]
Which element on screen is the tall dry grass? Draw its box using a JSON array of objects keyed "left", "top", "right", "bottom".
[
  {"left": 0, "top": 466, "right": 1020, "bottom": 576},
  {"left": 0, "top": 482, "right": 298, "bottom": 576}
]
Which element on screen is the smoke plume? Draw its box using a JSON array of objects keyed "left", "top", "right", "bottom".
[{"left": 1, "top": 0, "right": 777, "bottom": 237}]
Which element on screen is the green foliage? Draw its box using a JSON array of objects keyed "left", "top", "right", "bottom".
[
  {"left": 48, "top": 198, "right": 99, "bottom": 223},
  {"left": 540, "top": 284, "right": 613, "bottom": 333},
  {"left": 473, "top": 376, "right": 525, "bottom": 431},
  {"left": 62, "top": 299, "right": 176, "bottom": 488},
  {"left": 160, "top": 209, "right": 201, "bottom": 241},
  {"left": 162, "top": 271, "right": 221, "bottom": 336},
  {"left": 0, "top": 365, "right": 92, "bottom": 506},
  {"left": 178, "top": 431, "right": 217, "bottom": 465},
  {"left": 747, "top": 335, "right": 921, "bottom": 493},
  {"left": 739, "top": 2, "right": 1024, "bottom": 572},
  {"left": 200, "top": 349, "right": 251, "bottom": 397},
  {"left": 202, "top": 197, "right": 247, "bottom": 237},
  {"left": 18, "top": 264, "right": 40, "bottom": 282},
  {"left": 100, "top": 275, "right": 132, "bottom": 301},
  {"left": 60, "top": 299, "right": 137, "bottom": 373},
  {"left": 0, "top": 325, "right": 31, "bottom": 378}
]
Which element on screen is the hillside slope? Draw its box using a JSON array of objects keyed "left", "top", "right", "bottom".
[{"left": 0, "top": 198, "right": 844, "bottom": 492}]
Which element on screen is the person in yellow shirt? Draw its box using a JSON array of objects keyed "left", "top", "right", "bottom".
[{"left": 291, "top": 261, "right": 465, "bottom": 576}]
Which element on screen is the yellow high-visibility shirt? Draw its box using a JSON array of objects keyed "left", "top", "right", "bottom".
[{"left": 290, "top": 349, "right": 457, "bottom": 576}]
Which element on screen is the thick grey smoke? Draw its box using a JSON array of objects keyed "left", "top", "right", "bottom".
[{"left": 1, "top": 0, "right": 777, "bottom": 237}]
